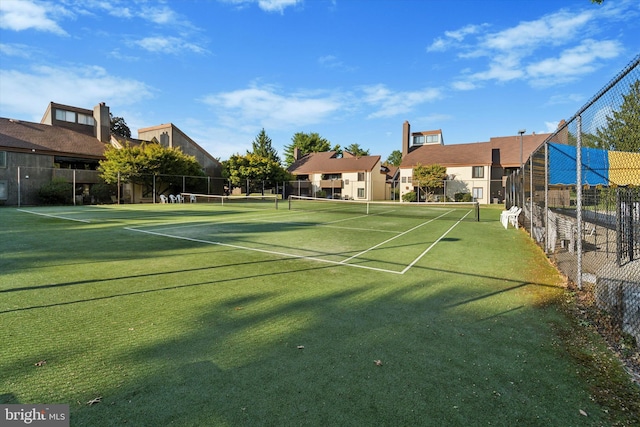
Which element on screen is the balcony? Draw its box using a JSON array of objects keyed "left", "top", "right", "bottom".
[{"left": 320, "top": 179, "right": 343, "bottom": 188}]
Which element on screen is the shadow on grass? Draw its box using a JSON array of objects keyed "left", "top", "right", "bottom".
[{"left": 65, "top": 278, "right": 609, "bottom": 426}]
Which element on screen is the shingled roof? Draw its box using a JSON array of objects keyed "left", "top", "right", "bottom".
[
  {"left": 400, "top": 133, "right": 551, "bottom": 168},
  {"left": 288, "top": 151, "right": 381, "bottom": 174},
  {"left": 0, "top": 117, "right": 108, "bottom": 158}
]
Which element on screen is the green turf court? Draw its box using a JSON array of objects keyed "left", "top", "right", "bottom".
[{"left": 1, "top": 203, "right": 638, "bottom": 426}]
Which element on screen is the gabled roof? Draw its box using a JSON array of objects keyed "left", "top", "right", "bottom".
[
  {"left": 0, "top": 117, "right": 107, "bottom": 158},
  {"left": 288, "top": 151, "right": 381, "bottom": 174},
  {"left": 400, "top": 133, "right": 551, "bottom": 168},
  {"left": 401, "top": 141, "right": 493, "bottom": 168},
  {"left": 488, "top": 133, "right": 550, "bottom": 167}
]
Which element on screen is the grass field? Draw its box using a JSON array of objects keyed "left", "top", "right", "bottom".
[{"left": 1, "top": 203, "right": 638, "bottom": 426}]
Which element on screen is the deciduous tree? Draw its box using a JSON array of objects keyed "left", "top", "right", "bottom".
[
  {"left": 593, "top": 79, "right": 640, "bottom": 152},
  {"left": 413, "top": 163, "right": 447, "bottom": 201},
  {"left": 98, "top": 143, "right": 204, "bottom": 195},
  {"left": 222, "top": 153, "right": 292, "bottom": 193}
]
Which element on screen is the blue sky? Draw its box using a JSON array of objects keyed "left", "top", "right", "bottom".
[{"left": 1, "top": 0, "right": 639, "bottom": 162}]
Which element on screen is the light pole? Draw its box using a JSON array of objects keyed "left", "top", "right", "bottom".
[{"left": 518, "top": 129, "right": 526, "bottom": 207}]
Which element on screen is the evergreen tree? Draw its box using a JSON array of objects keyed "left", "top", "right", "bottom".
[
  {"left": 343, "top": 143, "right": 370, "bottom": 157},
  {"left": 249, "top": 128, "right": 280, "bottom": 163},
  {"left": 110, "top": 113, "right": 131, "bottom": 138}
]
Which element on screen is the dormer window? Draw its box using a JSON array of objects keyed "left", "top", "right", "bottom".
[
  {"left": 55, "top": 109, "right": 76, "bottom": 123},
  {"left": 78, "top": 113, "right": 95, "bottom": 126}
]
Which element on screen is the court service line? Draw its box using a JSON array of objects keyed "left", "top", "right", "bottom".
[
  {"left": 124, "top": 226, "right": 403, "bottom": 275},
  {"left": 399, "top": 209, "right": 474, "bottom": 275},
  {"left": 17, "top": 209, "right": 91, "bottom": 223},
  {"left": 340, "top": 210, "right": 454, "bottom": 264}
]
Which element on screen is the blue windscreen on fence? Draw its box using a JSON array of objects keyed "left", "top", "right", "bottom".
[{"left": 548, "top": 143, "right": 609, "bottom": 185}]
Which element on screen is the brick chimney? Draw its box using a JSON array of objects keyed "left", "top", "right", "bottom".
[
  {"left": 402, "top": 120, "right": 410, "bottom": 157},
  {"left": 293, "top": 147, "right": 300, "bottom": 161},
  {"left": 93, "top": 102, "right": 110, "bottom": 143}
]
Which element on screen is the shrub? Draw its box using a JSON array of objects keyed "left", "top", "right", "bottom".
[
  {"left": 402, "top": 191, "right": 417, "bottom": 202},
  {"left": 38, "top": 178, "right": 73, "bottom": 205},
  {"left": 91, "top": 182, "right": 117, "bottom": 204},
  {"left": 455, "top": 192, "right": 473, "bottom": 202}
]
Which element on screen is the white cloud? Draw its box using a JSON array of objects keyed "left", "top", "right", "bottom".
[
  {"left": 427, "top": 24, "right": 486, "bottom": 52},
  {"left": 0, "top": 65, "right": 153, "bottom": 120},
  {"left": 526, "top": 39, "right": 621, "bottom": 86},
  {"left": 361, "top": 84, "right": 441, "bottom": 119},
  {"left": 428, "top": 2, "right": 634, "bottom": 89},
  {"left": 483, "top": 9, "right": 594, "bottom": 52},
  {"left": 544, "top": 121, "right": 561, "bottom": 133},
  {"left": 222, "top": 0, "right": 302, "bottom": 13},
  {"left": 133, "top": 36, "right": 207, "bottom": 54},
  {"left": 0, "top": 0, "right": 68, "bottom": 35},
  {"left": 0, "top": 42, "right": 37, "bottom": 58},
  {"left": 201, "top": 83, "right": 342, "bottom": 130},
  {"left": 451, "top": 80, "right": 476, "bottom": 91},
  {"left": 318, "top": 55, "right": 355, "bottom": 72}
]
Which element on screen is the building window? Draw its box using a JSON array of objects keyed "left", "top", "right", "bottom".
[
  {"left": 413, "top": 135, "right": 425, "bottom": 145},
  {"left": 0, "top": 151, "right": 6, "bottom": 168},
  {"left": 357, "top": 172, "right": 365, "bottom": 181},
  {"left": 472, "top": 187, "right": 483, "bottom": 200},
  {"left": 55, "top": 109, "right": 76, "bottom": 123},
  {"left": 472, "top": 166, "right": 484, "bottom": 178},
  {"left": 401, "top": 176, "right": 407, "bottom": 183},
  {"left": 426, "top": 134, "right": 439, "bottom": 143},
  {"left": 0, "top": 180, "right": 7, "bottom": 200},
  {"left": 357, "top": 188, "right": 365, "bottom": 198},
  {"left": 78, "top": 113, "right": 95, "bottom": 126}
]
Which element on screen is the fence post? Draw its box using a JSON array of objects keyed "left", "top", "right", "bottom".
[
  {"left": 576, "top": 115, "right": 583, "bottom": 290},
  {"left": 17, "top": 166, "right": 21, "bottom": 207},
  {"left": 544, "top": 142, "right": 549, "bottom": 253},
  {"left": 73, "top": 170, "right": 76, "bottom": 206},
  {"left": 529, "top": 158, "right": 533, "bottom": 234}
]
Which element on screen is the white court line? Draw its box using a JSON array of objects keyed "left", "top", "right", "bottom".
[
  {"left": 17, "top": 209, "right": 91, "bottom": 223},
  {"left": 399, "top": 209, "right": 474, "bottom": 274},
  {"left": 340, "top": 210, "right": 453, "bottom": 263},
  {"left": 124, "top": 226, "right": 403, "bottom": 275},
  {"left": 125, "top": 207, "right": 472, "bottom": 275}
]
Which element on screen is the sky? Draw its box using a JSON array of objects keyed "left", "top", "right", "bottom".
[{"left": 1, "top": 0, "right": 639, "bottom": 163}]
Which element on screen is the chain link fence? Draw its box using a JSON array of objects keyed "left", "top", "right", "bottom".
[{"left": 506, "top": 54, "right": 640, "bottom": 352}]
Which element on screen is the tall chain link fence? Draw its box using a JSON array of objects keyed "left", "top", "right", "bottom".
[{"left": 506, "top": 54, "right": 640, "bottom": 352}]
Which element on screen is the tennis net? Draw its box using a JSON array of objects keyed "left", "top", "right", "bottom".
[
  {"left": 288, "top": 196, "right": 479, "bottom": 221},
  {"left": 181, "top": 193, "right": 279, "bottom": 209}
]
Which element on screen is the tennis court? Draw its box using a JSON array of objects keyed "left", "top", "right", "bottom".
[
  {"left": 19, "top": 197, "right": 479, "bottom": 274},
  {"left": 3, "top": 202, "right": 637, "bottom": 426}
]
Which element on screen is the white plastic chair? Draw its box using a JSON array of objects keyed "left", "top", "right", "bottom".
[
  {"left": 500, "top": 206, "right": 517, "bottom": 228},
  {"left": 169, "top": 194, "right": 177, "bottom": 203},
  {"left": 159, "top": 194, "right": 168, "bottom": 204},
  {"left": 501, "top": 206, "right": 521, "bottom": 229},
  {"left": 190, "top": 194, "right": 197, "bottom": 203}
]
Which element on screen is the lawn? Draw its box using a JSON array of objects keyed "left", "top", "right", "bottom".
[{"left": 0, "top": 203, "right": 638, "bottom": 426}]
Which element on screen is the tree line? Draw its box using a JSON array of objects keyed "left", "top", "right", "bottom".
[{"left": 101, "top": 78, "right": 639, "bottom": 196}]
